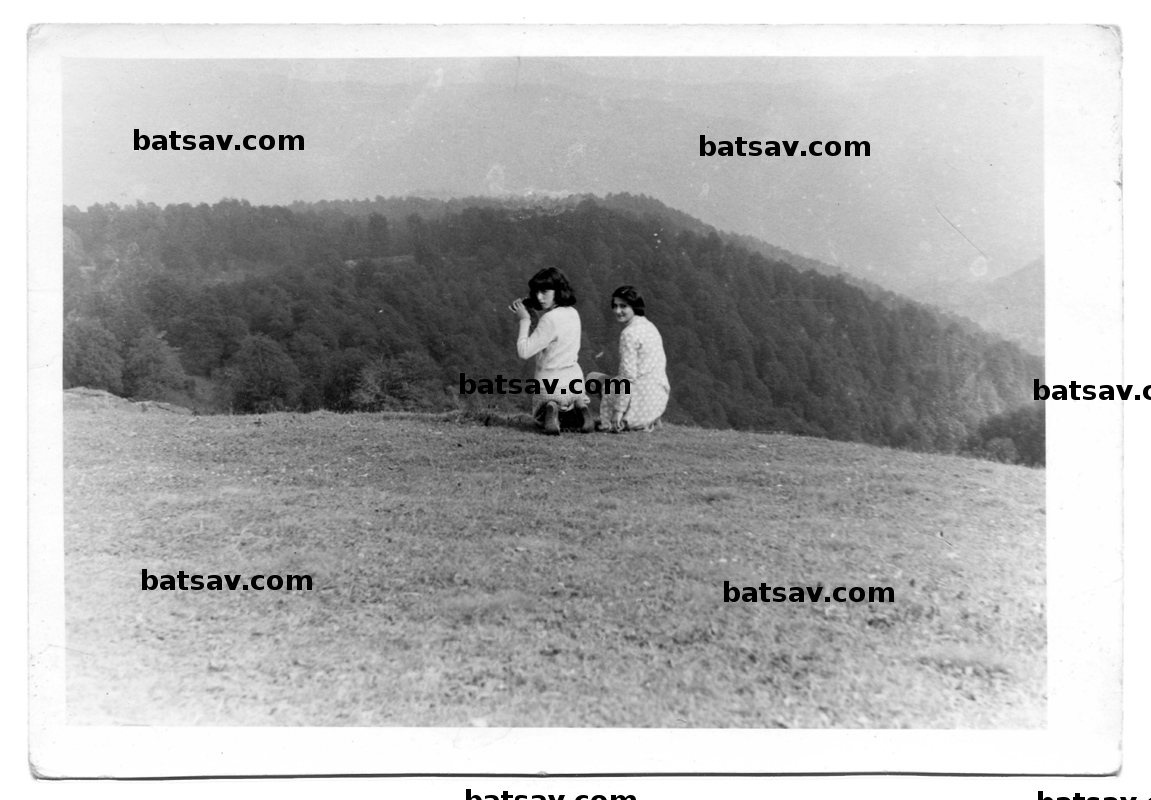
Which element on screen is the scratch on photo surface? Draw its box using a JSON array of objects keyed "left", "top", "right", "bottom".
[{"left": 934, "top": 203, "right": 989, "bottom": 259}]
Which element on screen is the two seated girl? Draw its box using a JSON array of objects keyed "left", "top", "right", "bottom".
[{"left": 510, "top": 268, "right": 669, "bottom": 436}]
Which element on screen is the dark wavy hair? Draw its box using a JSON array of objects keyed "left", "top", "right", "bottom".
[
  {"left": 611, "top": 285, "right": 646, "bottom": 317},
  {"left": 527, "top": 267, "right": 577, "bottom": 307}
]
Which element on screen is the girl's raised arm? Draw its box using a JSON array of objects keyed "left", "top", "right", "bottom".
[{"left": 516, "top": 312, "right": 555, "bottom": 360}]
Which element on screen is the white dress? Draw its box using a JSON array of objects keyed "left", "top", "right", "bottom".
[{"left": 599, "top": 315, "right": 669, "bottom": 431}]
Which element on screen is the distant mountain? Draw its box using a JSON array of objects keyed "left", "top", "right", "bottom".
[
  {"left": 905, "top": 259, "right": 1044, "bottom": 356},
  {"left": 591, "top": 193, "right": 1023, "bottom": 332}
]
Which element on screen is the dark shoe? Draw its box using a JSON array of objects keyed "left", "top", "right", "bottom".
[
  {"left": 543, "top": 402, "right": 561, "bottom": 435},
  {"left": 579, "top": 405, "right": 595, "bottom": 433}
]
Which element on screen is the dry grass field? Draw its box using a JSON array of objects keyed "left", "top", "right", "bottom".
[{"left": 63, "top": 389, "right": 1046, "bottom": 728}]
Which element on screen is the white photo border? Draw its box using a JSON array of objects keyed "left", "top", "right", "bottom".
[{"left": 28, "top": 23, "right": 1122, "bottom": 777}]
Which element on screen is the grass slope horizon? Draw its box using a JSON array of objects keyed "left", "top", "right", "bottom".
[{"left": 65, "top": 389, "right": 1045, "bottom": 728}]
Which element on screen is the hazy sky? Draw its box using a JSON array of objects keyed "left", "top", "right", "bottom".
[{"left": 63, "top": 57, "right": 1042, "bottom": 291}]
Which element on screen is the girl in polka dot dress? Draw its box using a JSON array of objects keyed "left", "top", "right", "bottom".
[{"left": 587, "top": 286, "right": 669, "bottom": 433}]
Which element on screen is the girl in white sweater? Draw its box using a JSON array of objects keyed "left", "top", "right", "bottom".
[{"left": 509, "top": 267, "right": 594, "bottom": 435}]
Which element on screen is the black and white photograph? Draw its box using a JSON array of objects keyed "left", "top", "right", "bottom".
[{"left": 27, "top": 24, "right": 1122, "bottom": 778}]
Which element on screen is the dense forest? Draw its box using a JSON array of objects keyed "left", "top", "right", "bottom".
[{"left": 62, "top": 194, "right": 1045, "bottom": 463}]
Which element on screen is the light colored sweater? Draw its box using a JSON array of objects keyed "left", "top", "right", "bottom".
[
  {"left": 517, "top": 306, "right": 582, "bottom": 375},
  {"left": 516, "top": 306, "right": 587, "bottom": 411}
]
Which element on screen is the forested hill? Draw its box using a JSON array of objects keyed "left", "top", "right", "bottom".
[{"left": 62, "top": 196, "right": 1043, "bottom": 456}]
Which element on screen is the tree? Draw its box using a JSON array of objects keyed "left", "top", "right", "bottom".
[
  {"left": 963, "top": 403, "right": 1045, "bottom": 466},
  {"left": 367, "top": 213, "right": 390, "bottom": 256},
  {"left": 351, "top": 351, "right": 445, "bottom": 412},
  {"left": 984, "top": 437, "right": 1020, "bottom": 464},
  {"left": 63, "top": 318, "right": 123, "bottom": 393},
  {"left": 225, "top": 334, "right": 302, "bottom": 413},
  {"left": 323, "top": 348, "right": 370, "bottom": 411},
  {"left": 122, "top": 330, "right": 190, "bottom": 400}
]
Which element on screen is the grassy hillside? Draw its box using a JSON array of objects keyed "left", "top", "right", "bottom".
[{"left": 64, "top": 390, "right": 1045, "bottom": 728}]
